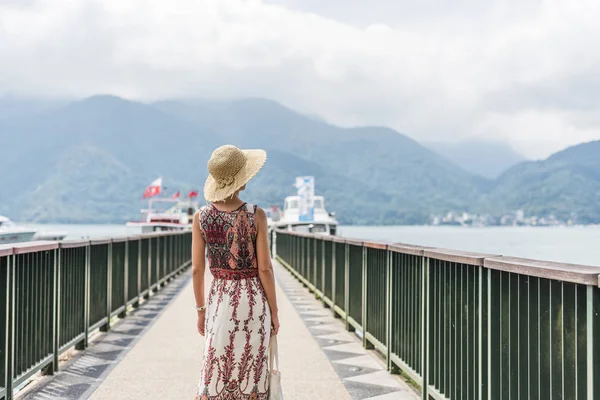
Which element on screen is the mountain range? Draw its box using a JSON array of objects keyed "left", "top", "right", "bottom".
[
  {"left": 0, "top": 95, "right": 598, "bottom": 224},
  {"left": 424, "top": 139, "right": 526, "bottom": 179}
]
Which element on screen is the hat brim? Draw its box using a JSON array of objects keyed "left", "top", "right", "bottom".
[{"left": 204, "top": 149, "right": 267, "bottom": 202}]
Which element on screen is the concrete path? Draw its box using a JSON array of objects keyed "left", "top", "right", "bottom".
[{"left": 89, "top": 264, "right": 351, "bottom": 400}]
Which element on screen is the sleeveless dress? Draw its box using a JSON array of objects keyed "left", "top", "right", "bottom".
[{"left": 196, "top": 203, "right": 272, "bottom": 400}]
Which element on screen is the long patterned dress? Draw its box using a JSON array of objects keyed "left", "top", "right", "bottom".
[{"left": 196, "top": 203, "right": 272, "bottom": 400}]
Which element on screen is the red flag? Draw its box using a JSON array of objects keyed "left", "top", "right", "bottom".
[
  {"left": 171, "top": 191, "right": 180, "bottom": 199},
  {"left": 143, "top": 178, "right": 162, "bottom": 199},
  {"left": 188, "top": 190, "right": 199, "bottom": 199}
]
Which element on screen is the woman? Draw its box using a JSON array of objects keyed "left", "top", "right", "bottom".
[{"left": 192, "top": 145, "right": 280, "bottom": 400}]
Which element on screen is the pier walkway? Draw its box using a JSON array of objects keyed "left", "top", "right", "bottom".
[
  {"left": 4, "top": 228, "right": 600, "bottom": 400},
  {"left": 85, "top": 262, "right": 415, "bottom": 400}
]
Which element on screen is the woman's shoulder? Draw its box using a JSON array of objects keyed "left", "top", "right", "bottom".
[
  {"left": 254, "top": 205, "right": 266, "bottom": 218},
  {"left": 196, "top": 205, "right": 212, "bottom": 220},
  {"left": 252, "top": 206, "right": 268, "bottom": 225}
]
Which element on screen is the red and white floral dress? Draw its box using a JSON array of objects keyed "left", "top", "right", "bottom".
[{"left": 196, "top": 203, "right": 271, "bottom": 400}]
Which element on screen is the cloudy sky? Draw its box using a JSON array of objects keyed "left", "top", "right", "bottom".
[{"left": 1, "top": 0, "right": 599, "bottom": 158}]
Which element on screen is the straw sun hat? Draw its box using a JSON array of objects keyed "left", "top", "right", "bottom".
[{"left": 204, "top": 145, "right": 267, "bottom": 202}]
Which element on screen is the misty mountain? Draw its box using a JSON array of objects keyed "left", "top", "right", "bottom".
[
  {"left": 0, "top": 95, "right": 598, "bottom": 224},
  {"left": 154, "top": 99, "right": 485, "bottom": 213},
  {"left": 1, "top": 96, "right": 483, "bottom": 224},
  {"left": 0, "top": 95, "right": 220, "bottom": 222},
  {"left": 425, "top": 139, "right": 527, "bottom": 179},
  {"left": 0, "top": 96, "right": 68, "bottom": 120},
  {"left": 479, "top": 141, "right": 600, "bottom": 223}
]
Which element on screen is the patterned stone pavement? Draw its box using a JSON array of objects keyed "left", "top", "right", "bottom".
[{"left": 274, "top": 261, "right": 419, "bottom": 400}]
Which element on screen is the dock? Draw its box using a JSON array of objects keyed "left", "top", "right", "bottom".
[{"left": 1, "top": 229, "right": 600, "bottom": 399}]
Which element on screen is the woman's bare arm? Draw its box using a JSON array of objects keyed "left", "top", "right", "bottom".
[
  {"left": 192, "top": 211, "right": 207, "bottom": 334},
  {"left": 255, "top": 207, "right": 279, "bottom": 333}
]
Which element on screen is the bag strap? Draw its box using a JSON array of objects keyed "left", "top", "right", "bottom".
[
  {"left": 246, "top": 203, "right": 255, "bottom": 214},
  {"left": 269, "top": 335, "right": 279, "bottom": 371}
]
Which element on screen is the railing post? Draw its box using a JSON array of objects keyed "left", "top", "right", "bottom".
[
  {"left": 133, "top": 239, "right": 141, "bottom": 308},
  {"left": 477, "top": 265, "right": 483, "bottom": 400},
  {"left": 76, "top": 245, "right": 90, "bottom": 349},
  {"left": 587, "top": 286, "right": 594, "bottom": 399},
  {"left": 304, "top": 236, "right": 307, "bottom": 279},
  {"left": 386, "top": 249, "right": 392, "bottom": 371},
  {"left": 344, "top": 243, "right": 351, "bottom": 331},
  {"left": 49, "top": 248, "right": 60, "bottom": 374},
  {"left": 297, "top": 236, "right": 301, "bottom": 277},
  {"left": 169, "top": 236, "right": 174, "bottom": 278},
  {"left": 161, "top": 236, "right": 167, "bottom": 286},
  {"left": 120, "top": 241, "right": 128, "bottom": 318},
  {"left": 331, "top": 241, "right": 337, "bottom": 315},
  {"left": 361, "top": 245, "right": 368, "bottom": 348},
  {"left": 321, "top": 239, "right": 326, "bottom": 305},
  {"left": 156, "top": 237, "right": 161, "bottom": 290},
  {"left": 102, "top": 242, "right": 112, "bottom": 332},
  {"left": 5, "top": 254, "right": 14, "bottom": 400},
  {"left": 313, "top": 238, "right": 317, "bottom": 292},
  {"left": 487, "top": 266, "right": 492, "bottom": 400},
  {"left": 422, "top": 256, "right": 429, "bottom": 400},
  {"left": 144, "top": 238, "right": 151, "bottom": 299}
]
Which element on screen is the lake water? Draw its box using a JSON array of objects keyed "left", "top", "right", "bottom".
[
  {"left": 25, "top": 224, "right": 600, "bottom": 267},
  {"left": 339, "top": 226, "right": 600, "bottom": 267}
]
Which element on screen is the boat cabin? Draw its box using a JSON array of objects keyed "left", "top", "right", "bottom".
[{"left": 274, "top": 195, "right": 338, "bottom": 235}]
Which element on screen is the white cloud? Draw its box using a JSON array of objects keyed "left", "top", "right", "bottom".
[{"left": 1, "top": 0, "right": 600, "bottom": 158}]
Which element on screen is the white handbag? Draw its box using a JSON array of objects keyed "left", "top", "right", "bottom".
[{"left": 269, "top": 335, "right": 283, "bottom": 400}]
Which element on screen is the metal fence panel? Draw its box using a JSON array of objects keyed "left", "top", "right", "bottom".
[
  {"left": 348, "top": 244, "right": 363, "bottom": 328},
  {"left": 13, "top": 250, "right": 54, "bottom": 384},
  {"left": 365, "top": 247, "right": 387, "bottom": 350},
  {"left": 0, "top": 255, "right": 8, "bottom": 394},
  {"left": 58, "top": 247, "right": 86, "bottom": 350},
  {"left": 324, "top": 241, "right": 333, "bottom": 301},
  {"left": 89, "top": 244, "right": 109, "bottom": 329},
  {"left": 334, "top": 242, "right": 346, "bottom": 313},
  {"left": 390, "top": 252, "right": 423, "bottom": 380},
  {"left": 0, "top": 232, "right": 191, "bottom": 400},
  {"left": 140, "top": 238, "right": 150, "bottom": 294},
  {"left": 127, "top": 239, "right": 139, "bottom": 304},
  {"left": 111, "top": 242, "right": 126, "bottom": 315},
  {"left": 274, "top": 230, "right": 600, "bottom": 400},
  {"left": 315, "top": 238, "right": 323, "bottom": 293}
]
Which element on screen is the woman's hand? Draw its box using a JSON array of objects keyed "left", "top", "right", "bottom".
[
  {"left": 271, "top": 311, "right": 280, "bottom": 336},
  {"left": 197, "top": 310, "right": 206, "bottom": 336}
]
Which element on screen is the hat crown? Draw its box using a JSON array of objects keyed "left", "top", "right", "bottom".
[{"left": 207, "top": 145, "right": 247, "bottom": 181}]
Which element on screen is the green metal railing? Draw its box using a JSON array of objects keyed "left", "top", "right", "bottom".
[
  {"left": 274, "top": 230, "right": 600, "bottom": 400},
  {"left": 0, "top": 231, "right": 192, "bottom": 400}
]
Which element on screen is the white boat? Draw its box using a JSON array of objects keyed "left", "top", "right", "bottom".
[
  {"left": 269, "top": 177, "right": 338, "bottom": 235},
  {"left": 0, "top": 216, "right": 39, "bottom": 244},
  {"left": 33, "top": 230, "right": 69, "bottom": 241},
  {"left": 126, "top": 178, "right": 201, "bottom": 234},
  {"left": 126, "top": 198, "right": 199, "bottom": 234}
]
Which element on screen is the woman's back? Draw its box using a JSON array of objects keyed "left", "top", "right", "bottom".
[
  {"left": 192, "top": 145, "right": 280, "bottom": 400},
  {"left": 195, "top": 201, "right": 271, "bottom": 399},
  {"left": 198, "top": 202, "right": 259, "bottom": 280}
]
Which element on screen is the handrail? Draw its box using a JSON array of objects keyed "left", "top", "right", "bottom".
[
  {"left": 0, "top": 230, "right": 193, "bottom": 400},
  {"left": 11, "top": 241, "right": 59, "bottom": 254},
  {"left": 90, "top": 237, "right": 112, "bottom": 245},
  {"left": 59, "top": 239, "right": 91, "bottom": 249},
  {"left": 272, "top": 228, "right": 600, "bottom": 400},
  {"left": 0, "top": 246, "right": 13, "bottom": 257},
  {"left": 423, "top": 248, "right": 493, "bottom": 266},
  {"left": 485, "top": 256, "right": 600, "bottom": 286},
  {"left": 272, "top": 228, "right": 600, "bottom": 283}
]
